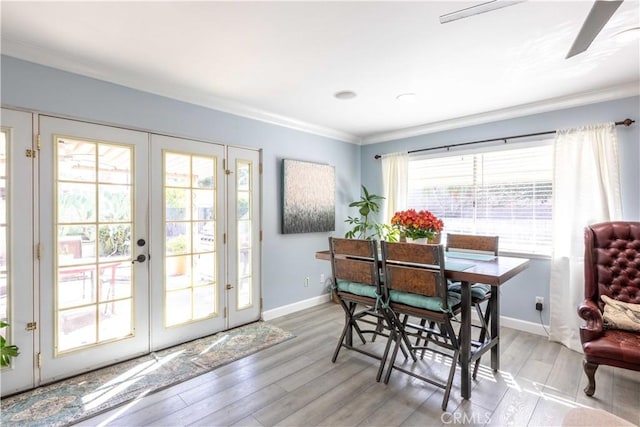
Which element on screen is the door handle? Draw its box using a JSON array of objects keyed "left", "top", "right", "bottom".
[{"left": 132, "top": 254, "right": 147, "bottom": 264}]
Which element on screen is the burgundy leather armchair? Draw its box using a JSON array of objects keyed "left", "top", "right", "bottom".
[{"left": 578, "top": 221, "right": 640, "bottom": 396}]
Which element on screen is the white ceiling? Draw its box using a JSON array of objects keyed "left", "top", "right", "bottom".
[{"left": 1, "top": 1, "right": 639, "bottom": 144}]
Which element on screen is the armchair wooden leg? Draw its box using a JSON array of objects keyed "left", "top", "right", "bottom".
[{"left": 583, "top": 360, "right": 598, "bottom": 396}]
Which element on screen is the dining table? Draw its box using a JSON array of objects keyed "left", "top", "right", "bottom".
[{"left": 315, "top": 248, "right": 530, "bottom": 400}]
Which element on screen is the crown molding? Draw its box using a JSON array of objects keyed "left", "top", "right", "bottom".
[
  {"left": 4, "top": 40, "right": 637, "bottom": 147},
  {"left": 361, "top": 82, "right": 640, "bottom": 145},
  {"left": 186, "top": 92, "right": 361, "bottom": 144},
  {"left": 1, "top": 44, "right": 361, "bottom": 144}
]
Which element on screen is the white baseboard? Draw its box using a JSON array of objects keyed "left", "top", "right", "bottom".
[
  {"left": 262, "top": 295, "right": 549, "bottom": 337},
  {"left": 262, "top": 293, "right": 331, "bottom": 321},
  {"left": 500, "top": 315, "right": 549, "bottom": 337}
]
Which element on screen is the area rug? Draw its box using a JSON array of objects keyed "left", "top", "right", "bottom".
[{"left": 1, "top": 321, "right": 294, "bottom": 427}]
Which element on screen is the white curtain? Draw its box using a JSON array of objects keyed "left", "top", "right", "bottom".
[
  {"left": 549, "top": 122, "right": 622, "bottom": 352},
  {"left": 381, "top": 152, "right": 409, "bottom": 223}
]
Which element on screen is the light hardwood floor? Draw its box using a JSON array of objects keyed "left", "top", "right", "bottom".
[{"left": 78, "top": 303, "right": 640, "bottom": 427}]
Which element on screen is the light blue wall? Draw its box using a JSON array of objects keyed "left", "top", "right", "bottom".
[
  {"left": 3, "top": 54, "right": 638, "bottom": 325},
  {"left": 361, "top": 96, "right": 640, "bottom": 325},
  {"left": 1, "top": 55, "right": 357, "bottom": 311}
]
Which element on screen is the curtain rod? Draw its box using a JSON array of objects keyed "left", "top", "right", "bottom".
[{"left": 373, "top": 118, "right": 635, "bottom": 159}]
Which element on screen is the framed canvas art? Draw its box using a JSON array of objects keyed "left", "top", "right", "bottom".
[{"left": 282, "top": 159, "right": 335, "bottom": 234}]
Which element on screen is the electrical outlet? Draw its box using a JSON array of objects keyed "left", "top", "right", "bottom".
[
  {"left": 305, "top": 276, "right": 310, "bottom": 287},
  {"left": 535, "top": 296, "right": 544, "bottom": 311},
  {"left": 320, "top": 273, "right": 325, "bottom": 283}
]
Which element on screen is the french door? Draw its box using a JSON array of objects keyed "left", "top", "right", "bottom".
[
  {"left": 148, "top": 134, "right": 227, "bottom": 350},
  {"left": 226, "top": 146, "right": 261, "bottom": 328},
  {"left": 0, "top": 108, "right": 36, "bottom": 395},
  {"left": 0, "top": 114, "right": 263, "bottom": 389},
  {"left": 38, "top": 116, "right": 150, "bottom": 383},
  {"left": 149, "top": 135, "right": 261, "bottom": 349}
]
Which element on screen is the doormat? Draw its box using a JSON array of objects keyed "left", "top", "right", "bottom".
[{"left": 1, "top": 321, "right": 294, "bottom": 427}]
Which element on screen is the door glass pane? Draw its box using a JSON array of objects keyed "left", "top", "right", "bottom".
[
  {"left": 99, "top": 184, "right": 132, "bottom": 222},
  {"left": 0, "top": 130, "right": 10, "bottom": 357},
  {"left": 164, "top": 151, "right": 218, "bottom": 327},
  {"left": 236, "top": 160, "right": 253, "bottom": 310},
  {"left": 55, "top": 137, "right": 134, "bottom": 354},
  {"left": 58, "top": 182, "right": 96, "bottom": 223}
]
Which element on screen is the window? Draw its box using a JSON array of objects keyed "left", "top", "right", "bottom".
[{"left": 408, "top": 142, "right": 553, "bottom": 255}]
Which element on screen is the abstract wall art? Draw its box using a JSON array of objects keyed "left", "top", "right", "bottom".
[{"left": 281, "top": 159, "right": 335, "bottom": 234}]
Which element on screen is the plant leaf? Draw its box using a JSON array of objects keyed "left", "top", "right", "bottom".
[{"left": 0, "top": 344, "right": 19, "bottom": 367}]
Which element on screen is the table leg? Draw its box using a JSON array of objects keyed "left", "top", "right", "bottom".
[
  {"left": 460, "top": 280, "right": 471, "bottom": 400},
  {"left": 490, "top": 285, "right": 500, "bottom": 370}
]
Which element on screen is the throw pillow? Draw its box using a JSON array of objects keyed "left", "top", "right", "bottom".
[{"left": 601, "top": 294, "right": 640, "bottom": 332}]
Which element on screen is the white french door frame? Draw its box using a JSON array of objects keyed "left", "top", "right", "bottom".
[
  {"left": 38, "top": 116, "right": 150, "bottom": 384},
  {"left": 149, "top": 139, "right": 263, "bottom": 348},
  {"left": 0, "top": 108, "right": 37, "bottom": 395},
  {"left": 148, "top": 134, "right": 227, "bottom": 351},
  {"left": 225, "top": 146, "right": 262, "bottom": 328}
]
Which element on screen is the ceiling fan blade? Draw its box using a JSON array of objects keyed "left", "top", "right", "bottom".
[{"left": 566, "top": 0, "right": 623, "bottom": 58}]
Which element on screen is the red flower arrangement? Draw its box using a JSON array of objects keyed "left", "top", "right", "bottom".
[{"left": 390, "top": 209, "right": 444, "bottom": 240}]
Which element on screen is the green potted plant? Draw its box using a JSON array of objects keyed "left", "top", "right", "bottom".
[
  {"left": 344, "top": 185, "right": 398, "bottom": 241},
  {"left": 0, "top": 321, "right": 19, "bottom": 367},
  {"left": 335, "top": 185, "right": 397, "bottom": 304}
]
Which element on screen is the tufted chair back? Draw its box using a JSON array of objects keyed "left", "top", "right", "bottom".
[
  {"left": 578, "top": 221, "right": 640, "bottom": 397},
  {"left": 584, "top": 221, "right": 640, "bottom": 308}
]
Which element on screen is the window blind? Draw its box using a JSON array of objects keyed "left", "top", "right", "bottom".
[{"left": 408, "top": 142, "right": 553, "bottom": 255}]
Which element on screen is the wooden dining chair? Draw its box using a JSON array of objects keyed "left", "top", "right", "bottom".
[
  {"left": 380, "top": 241, "right": 461, "bottom": 411},
  {"left": 445, "top": 233, "right": 498, "bottom": 379},
  {"left": 328, "top": 237, "right": 410, "bottom": 381}
]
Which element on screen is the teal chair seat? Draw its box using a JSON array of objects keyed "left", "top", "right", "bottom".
[
  {"left": 447, "top": 281, "right": 491, "bottom": 300},
  {"left": 336, "top": 279, "right": 379, "bottom": 299},
  {"left": 389, "top": 289, "right": 461, "bottom": 313}
]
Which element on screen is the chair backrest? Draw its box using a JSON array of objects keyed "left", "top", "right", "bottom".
[
  {"left": 380, "top": 242, "right": 448, "bottom": 310},
  {"left": 329, "top": 237, "right": 380, "bottom": 290},
  {"left": 584, "top": 221, "right": 640, "bottom": 310},
  {"left": 445, "top": 233, "right": 499, "bottom": 255}
]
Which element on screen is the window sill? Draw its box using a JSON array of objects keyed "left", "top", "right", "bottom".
[{"left": 498, "top": 251, "right": 551, "bottom": 260}]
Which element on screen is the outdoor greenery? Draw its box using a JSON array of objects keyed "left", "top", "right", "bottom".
[
  {"left": 166, "top": 235, "right": 188, "bottom": 254},
  {"left": 99, "top": 225, "right": 131, "bottom": 257}
]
